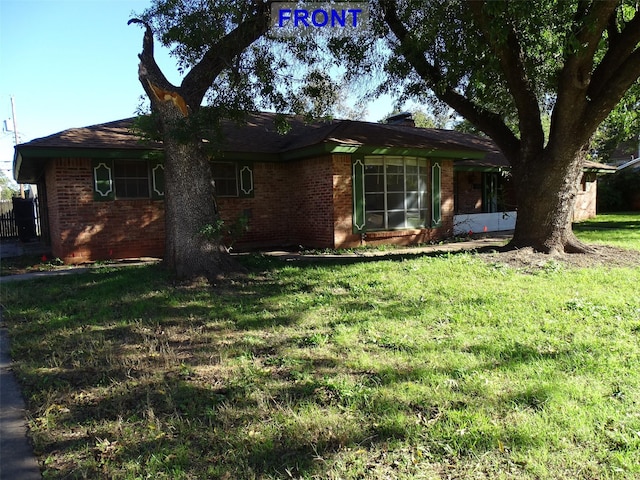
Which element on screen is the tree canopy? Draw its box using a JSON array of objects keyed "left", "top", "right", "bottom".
[
  {"left": 132, "top": 0, "right": 640, "bottom": 279},
  {"left": 326, "top": 0, "right": 640, "bottom": 252}
]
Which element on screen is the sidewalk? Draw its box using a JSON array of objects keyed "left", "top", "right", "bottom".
[
  {"left": 260, "top": 233, "right": 512, "bottom": 262},
  {"left": 0, "top": 316, "right": 41, "bottom": 479},
  {"left": 0, "top": 258, "right": 161, "bottom": 284}
]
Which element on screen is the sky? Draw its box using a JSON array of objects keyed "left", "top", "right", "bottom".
[{"left": 0, "top": 0, "right": 393, "bottom": 186}]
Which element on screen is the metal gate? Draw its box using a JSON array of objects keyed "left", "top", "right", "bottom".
[{"left": 0, "top": 197, "right": 44, "bottom": 241}]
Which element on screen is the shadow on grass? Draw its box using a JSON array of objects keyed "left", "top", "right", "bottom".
[
  {"left": 1, "top": 260, "right": 604, "bottom": 478},
  {"left": 573, "top": 218, "right": 640, "bottom": 232}
]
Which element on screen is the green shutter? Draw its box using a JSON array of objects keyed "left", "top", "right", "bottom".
[
  {"left": 431, "top": 161, "right": 442, "bottom": 227},
  {"left": 150, "top": 159, "right": 165, "bottom": 200},
  {"left": 352, "top": 155, "right": 366, "bottom": 233},
  {"left": 238, "top": 162, "right": 254, "bottom": 198},
  {"left": 92, "top": 159, "right": 114, "bottom": 201}
]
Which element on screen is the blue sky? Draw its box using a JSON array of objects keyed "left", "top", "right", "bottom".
[{"left": 0, "top": 0, "right": 393, "bottom": 185}]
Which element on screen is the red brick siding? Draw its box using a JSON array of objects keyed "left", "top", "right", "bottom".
[
  {"left": 332, "top": 154, "right": 361, "bottom": 248},
  {"left": 455, "top": 171, "right": 484, "bottom": 214},
  {"left": 219, "top": 157, "right": 336, "bottom": 250},
  {"left": 288, "top": 156, "right": 334, "bottom": 248},
  {"left": 217, "top": 162, "right": 291, "bottom": 249},
  {"left": 45, "top": 155, "right": 457, "bottom": 262},
  {"left": 46, "top": 158, "right": 165, "bottom": 263}
]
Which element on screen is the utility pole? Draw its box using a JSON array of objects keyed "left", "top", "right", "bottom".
[{"left": 10, "top": 95, "right": 24, "bottom": 198}]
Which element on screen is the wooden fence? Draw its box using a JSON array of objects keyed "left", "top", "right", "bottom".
[
  {"left": 0, "top": 198, "right": 43, "bottom": 240},
  {"left": 0, "top": 200, "right": 19, "bottom": 238}
]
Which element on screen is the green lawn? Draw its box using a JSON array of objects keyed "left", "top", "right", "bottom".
[
  {"left": 574, "top": 213, "right": 640, "bottom": 250},
  {"left": 2, "top": 214, "right": 640, "bottom": 479}
]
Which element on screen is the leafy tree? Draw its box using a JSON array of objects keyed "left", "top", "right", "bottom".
[
  {"left": 0, "top": 170, "right": 18, "bottom": 200},
  {"left": 333, "top": 0, "right": 640, "bottom": 253},
  {"left": 129, "top": 0, "right": 277, "bottom": 279},
  {"left": 130, "top": 1, "right": 363, "bottom": 279},
  {"left": 589, "top": 82, "right": 640, "bottom": 162}
]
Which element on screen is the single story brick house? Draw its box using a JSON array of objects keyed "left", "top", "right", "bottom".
[{"left": 13, "top": 112, "right": 614, "bottom": 263}]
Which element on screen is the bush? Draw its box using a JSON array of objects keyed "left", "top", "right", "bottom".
[{"left": 598, "top": 168, "right": 640, "bottom": 212}]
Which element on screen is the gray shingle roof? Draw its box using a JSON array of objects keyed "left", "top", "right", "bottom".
[
  {"left": 15, "top": 112, "right": 615, "bottom": 183},
  {"left": 16, "top": 112, "right": 503, "bottom": 181}
]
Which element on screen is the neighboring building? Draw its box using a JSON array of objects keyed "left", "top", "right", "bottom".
[{"left": 13, "top": 113, "right": 613, "bottom": 263}]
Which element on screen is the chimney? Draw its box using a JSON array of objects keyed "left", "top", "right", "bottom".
[{"left": 385, "top": 111, "right": 415, "bottom": 127}]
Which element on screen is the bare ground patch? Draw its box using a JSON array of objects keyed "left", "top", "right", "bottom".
[{"left": 478, "top": 244, "right": 640, "bottom": 270}]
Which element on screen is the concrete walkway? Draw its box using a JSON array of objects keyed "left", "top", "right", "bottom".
[
  {"left": 261, "top": 233, "right": 512, "bottom": 262},
  {"left": 0, "top": 258, "right": 161, "bottom": 284},
  {"left": 0, "top": 315, "right": 41, "bottom": 479}
]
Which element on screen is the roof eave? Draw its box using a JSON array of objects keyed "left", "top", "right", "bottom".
[
  {"left": 12, "top": 149, "right": 23, "bottom": 182},
  {"left": 13, "top": 145, "right": 165, "bottom": 183},
  {"left": 279, "top": 142, "right": 487, "bottom": 161}
]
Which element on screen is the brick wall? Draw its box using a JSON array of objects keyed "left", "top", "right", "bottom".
[
  {"left": 455, "top": 171, "right": 483, "bottom": 214},
  {"left": 573, "top": 173, "right": 598, "bottom": 222},
  {"left": 45, "top": 158, "right": 165, "bottom": 263},
  {"left": 45, "top": 155, "right": 457, "bottom": 262},
  {"left": 219, "top": 157, "right": 336, "bottom": 250},
  {"left": 289, "top": 156, "right": 335, "bottom": 248},
  {"left": 217, "top": 162, "right": 291, "bottom": 249},
  {"left": 332, "top": 154, "right": 360, "bottom": 248}
]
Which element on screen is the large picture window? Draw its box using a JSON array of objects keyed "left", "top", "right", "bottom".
[{"left": 364, "top": 156, "right": 429, "bottom": 230}]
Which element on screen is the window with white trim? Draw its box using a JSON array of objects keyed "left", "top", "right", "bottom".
[
  {"left": 364, "top": 156, "right": 429, "bottom": 230},
  {"left": 92, "top": 159, "right": 164, "bottom": 201}
]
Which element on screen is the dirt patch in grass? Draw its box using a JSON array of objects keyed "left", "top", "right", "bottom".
[{"left": 478, "top": 244, "right": 640, "bottom": 271}]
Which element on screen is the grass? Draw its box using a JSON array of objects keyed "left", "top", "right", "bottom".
[
  {"left": 574, "top": 212, "right": 640, "bottom": 250},
  {"left": 1, "top": 214, "right": 640, "bottom": 479}
]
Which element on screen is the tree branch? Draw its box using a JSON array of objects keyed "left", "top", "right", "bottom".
[
  {"left": 588, "top": 9, "right": 640, "bottom": 101},
  {"left": 180, "top": 1, "right": 271, "bottom": 109},
  {"left": 550, "top": 1, "right": 618, "bottom": 151},
  {"left": 128, "top": 18, "right": 188, "bottom": 115},
  {"left": 585, "top": 47, "right": 640, "bottom": 131},
  {"left": 381, "top": 0, "right": 520, "bottom": 161},
  {"left": 128, "top": 18, "right": 176, "bottom": 93},
  {"left": 467, "top": 0, "right": 544, "bottom": 159}
]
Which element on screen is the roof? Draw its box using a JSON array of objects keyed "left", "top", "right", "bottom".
[
  {"left": 16, "top": 112, "right": 614, "bottom": 182},
  {"left": 15, "top": 112, "right": 494, "bottom": 182},
  {"left": 584, "top": 160, "right": 617, "bottom": 174}
]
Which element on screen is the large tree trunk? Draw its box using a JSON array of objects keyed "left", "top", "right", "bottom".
[
  {"left": 153, "top": 96, "right": 242, "bottom": 281},
  {"left": 130, "top": 18, "right": 249, "bottom": 281},
  {"left": 508, "top": 147, "right": 593, "bottom": 254}
]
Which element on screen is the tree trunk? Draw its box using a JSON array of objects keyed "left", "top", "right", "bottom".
[
  {"left": 162, "top": 130, "right": 239, "bottom": 280},
  {"left": 130, "top": 18, "right": 246, "bottom": 281},
  {"left": 152, "top": 95, "right": 243, "bottom": 280},
  {"left": 509, "top": 147, "right": 593, "bottom": 254}
]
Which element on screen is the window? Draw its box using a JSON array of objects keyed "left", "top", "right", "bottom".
[
  {"left": 212, "top": 162, "right": 239, "bottom": 197},
  {"left": 92, "top": 159, "right": 164, "bottom": 201},
  {"left": 211, "top": 161, "right": 254, "bottom": 198},
  {"left": 364, "top": 156, "right": 429, "bottom": 230},
  {"left": 482, "top": 172, "right": 499, "bottom": 213},
  {"left": 114, "top": 160, "right": 150, "bottom": 198}
]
